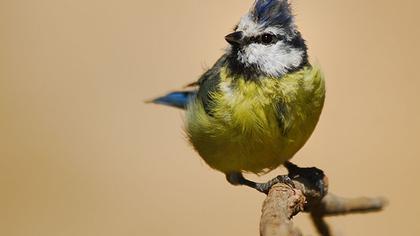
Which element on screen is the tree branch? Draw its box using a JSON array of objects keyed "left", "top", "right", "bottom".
[
  {"left": 260, "top": 184, "right": 305, "bottom": 236},
  {"left": 259, "top": 173, "right": 387, "bottom": 236}
]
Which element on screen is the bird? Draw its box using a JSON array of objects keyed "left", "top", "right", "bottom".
[{"left": 149, "top": 0, "right": 326, "bottom": 194}]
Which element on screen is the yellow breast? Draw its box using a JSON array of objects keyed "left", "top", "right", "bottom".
[{"left": 186, "top": 66, "right": 325, "bottom": 174}]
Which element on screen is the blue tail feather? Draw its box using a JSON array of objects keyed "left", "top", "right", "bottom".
[{"left": 148, "top": 91, "right": 195, "bottom": 109}]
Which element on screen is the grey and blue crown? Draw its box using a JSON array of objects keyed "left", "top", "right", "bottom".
[{"left": 252, "top": 0, "right": 294, "bottom": 28}]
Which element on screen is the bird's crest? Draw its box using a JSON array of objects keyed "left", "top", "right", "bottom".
[{"left": 251, "top": 0, "right": 293, "bottom": 28}]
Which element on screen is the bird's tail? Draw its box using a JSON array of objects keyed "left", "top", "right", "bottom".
[{"left": 146, "top": 91, "right": 196, "bottom": 110}]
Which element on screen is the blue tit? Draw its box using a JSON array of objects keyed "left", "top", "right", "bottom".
[{"left": 149, "top": 0, "right": 326, "bottom": 193}]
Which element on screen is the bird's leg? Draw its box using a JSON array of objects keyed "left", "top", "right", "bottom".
[
  {"left": 284, "top": 161, "right": 327, "bottom": 198},
  {"left": 225, "top": 172, "right": 295, "bottom": 194}
]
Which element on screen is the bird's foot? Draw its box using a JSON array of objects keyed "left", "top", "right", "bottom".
[
  {"left": 254, "top": 175, "right": 296, "bottom": 194},
  {"left": 284, "top": 162, "right": 327, "bottom": 198},
  {"left": 226, "top": 172, "right": 295, "bottom": 195}
]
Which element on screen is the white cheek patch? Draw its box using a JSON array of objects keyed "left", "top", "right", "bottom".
[{"left": 237, "top": 41, "right": 304, "bottom": 77}]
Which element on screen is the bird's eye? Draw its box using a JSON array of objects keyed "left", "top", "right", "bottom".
[{"left": 261, "top": 33, "right": 275, "bottom": 44}]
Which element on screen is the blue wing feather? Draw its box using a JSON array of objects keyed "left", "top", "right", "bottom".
[{"left": 149, "top": 91, "right": 195, "bottom": 110}]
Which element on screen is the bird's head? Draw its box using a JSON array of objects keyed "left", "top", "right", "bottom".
[{"left": 225, "top": 0, "right": 308, "bottom": 79}]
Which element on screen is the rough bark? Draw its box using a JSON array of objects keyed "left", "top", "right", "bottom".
[{"left": 259, "top": 174, "right": 387, "bottom": 236}]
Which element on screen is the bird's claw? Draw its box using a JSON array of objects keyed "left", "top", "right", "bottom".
[{"left": 255, "top": 175, "right": 296, "bottom": 194}]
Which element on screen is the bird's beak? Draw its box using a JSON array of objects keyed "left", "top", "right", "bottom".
[{"left": 225, "top": 31, "right": 244, "bottom": 46}]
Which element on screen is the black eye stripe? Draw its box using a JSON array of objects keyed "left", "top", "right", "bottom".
[{"left": 243, "top": 34, "right": 282, "bottom": 45}]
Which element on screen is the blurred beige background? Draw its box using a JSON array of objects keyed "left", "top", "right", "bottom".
[{"left": 1, "top": 0, "right": 420, "bottom": 235}]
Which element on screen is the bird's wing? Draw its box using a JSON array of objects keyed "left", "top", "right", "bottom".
[
  {"left": 195, "top": 55, "right": 227, "bottom": 114},
  {"left": 148, "top": 55, "right": 227, "bottom": 111}
]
